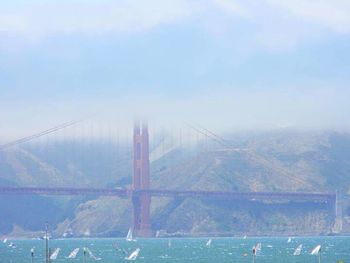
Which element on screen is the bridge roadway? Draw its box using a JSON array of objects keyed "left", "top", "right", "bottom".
[
  {"left": 0, "top": 186, "right": 335, "bottom": 203},
  {"left": 0, "top": 186, "right": 129, "bottom": 197},
  {"left": 140, "top": 189, "right": 335, "bottom": 202}
]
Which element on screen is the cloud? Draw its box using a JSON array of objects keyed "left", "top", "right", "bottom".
[
  {"left": 211, "top": 0, "right": 350, "bottom": 51},
  {"left": 0, "top": 0, "right": 196, "bottom": 38},
  {"left": 213, "top": 0, "right": 251, "bottom": 18},
  {"left": 213, "top": 0, "right": 350, "bottom": 33},
  {"left": 0, "top": 0, "right": 350, "bottom": 52},
  {"left": 0, "top": 1, "right": 349, "bottom": 141},
  {"left": 1, "top": 0, "right": 350, "bottom": 38},
  {"left": 267, "top": 0, "right": 350, "bottom": 34},
  {"left": 1, "top": 85, "right": 349, "bottom": 141}
]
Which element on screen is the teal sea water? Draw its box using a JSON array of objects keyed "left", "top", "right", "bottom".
[{"left": 1, "top": 237, "right": 349, "bottom": 262}]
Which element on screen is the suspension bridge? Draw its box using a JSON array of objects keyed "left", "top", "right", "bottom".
[{"left": 0, "top": 121, "right": 339, "bottom": 237}]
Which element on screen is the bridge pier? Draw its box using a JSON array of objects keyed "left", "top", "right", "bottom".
[
  {"left": 132, "top": 192, "right": 151, "bottom": 237},
  {"left": 132, "top": 122, "right": 151, "bottom": 237}
]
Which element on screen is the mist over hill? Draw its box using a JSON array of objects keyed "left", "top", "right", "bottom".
[{"left": 1, "top": 130, "right": 350, "bottom": 237}]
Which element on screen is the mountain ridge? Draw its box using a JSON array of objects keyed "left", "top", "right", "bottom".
[{"left": 0, "top": 130, "right": 350, "bottom": 237}]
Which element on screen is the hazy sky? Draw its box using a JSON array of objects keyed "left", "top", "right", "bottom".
[{"left": 1, "top": 0, "right": 350, "bottom": 139}]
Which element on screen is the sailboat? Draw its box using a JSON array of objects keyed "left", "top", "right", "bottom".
[
  {"left": 3, "top": 238, "right": 7, "bottom": 243},
  {"left": 114, "top": 243, "right": 128, "bottom": 255},
  {"left": 86, "top": 247, "right": 102, "bottom": 260},
  {"left": 168, "top": 239, "right": 172, "bottom": 248},
  {"left": 49, "top": 248, "right": 61, "bottom": 260},
  {"left": 311, "top": 245, "right": 322, "bottom": 263},
  {"left": 252, "top": 243, "right": 259, "bottom": 263},
  {"left": 30, "top": 247, "right": 35, "bottom": 262},
  {"left": 287, "top": 237, "right": 292, "bottom": 243},
  {"left": 311, "top": 245, "right": 321, "bottom": 255},
  {"left": 206, "top": 239, "right": 212, "bottom": 247},
  {"left": 255, "top": 243, "right": 262, "bottom": 252},
  {"left": 293, "top": 244, "right": 302, "bottom": 256},
  {"left": 67, "top": 248, "right": 80, "bottom": 259},
  {"left": 126, "top": 228, "right": 136, "bottom": 242},
  {"left": 125, "top": 248, "right": 140, "bottom": 261}
]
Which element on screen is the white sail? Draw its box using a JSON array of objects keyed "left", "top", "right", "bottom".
[
  {"left": 126, "top": 248, "right": 140, "bottom": 261},
  {"left": 67, "top": 248, "right": 80, "bottom": 259},
  {"left": 311, "top": 245, "right": 321, "bottom": 255},
  {"left": 253, "top": 243, "right": 262, "bottom": 255},
  {"left": 50, "top": 248, "right": 60, "bottom": 260},
  {"left": 3, "top": 238, "right": 7, "bottom": 243},
  {"left": 255, "top": 243, "right": 262, "bottom": 251},
  {"left": 168, "top": 239, "right": 172, "bottom": 248},
  {"left": 293, "top": 244, "right": 302, "bottom": 256},
  {"left": 86, "top": 247, "right": 101, "bottom": 261},
  {"left": 126, "top": 228, "right": 133, "bottom": 241},
  {"left": 287, "top": 237, "right": 292, "bottom": 243},
  {"left": 206, "top": 239, "right": 212, "bottom": 247},
  {"left": 243, "top": 235, "right": 247, "bottom": 239}
]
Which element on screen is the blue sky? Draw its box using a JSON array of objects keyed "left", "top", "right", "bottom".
[{"left": 1, "top": 0, "right": 350, "bottom": 138}]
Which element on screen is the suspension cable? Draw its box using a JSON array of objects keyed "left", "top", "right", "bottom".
[{"left": 0, "top": 120, "right": 82, "bottom": 150}]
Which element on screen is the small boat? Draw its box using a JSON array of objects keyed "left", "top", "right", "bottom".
[
  {"left": 113, "top": 243, "right": 128, "bottom": 255},
  {"left": 50, "top": 248, "right": 60, "bottom": 260},
  {"left": 3, "top": 238, "right": 7, "bottom": 243},
  {"left": 287, "top": 237, "right": 292, "bottom": 243},
  {"left": 126, "top": 228, "right": 136, "bottom": 242},
  {"left": 311, "top": 245, "right": 321, "bottom": 255},
  {"left": 125, "top": 248, "right": 140, "bottom": 261},
  {"left": 206, "top": 239, "right": 212, "bottom": 247},
  {"left": 243, "top": 235, "right": 247, "bottom": 239},
  {"left": 293, "top": 244, "right": 302, "bottom": 256},
  {"left": 252, "top": 242, "right": 261, "bottom": 258},
  {"left": 86, "top": 247, "right": 101, "bottom": 261},
  {"left": 8, "top": 242, "right": 16, "bottom": 248},
  {"left": 67, "top": 248, "right": 80, "bottom": 259}
]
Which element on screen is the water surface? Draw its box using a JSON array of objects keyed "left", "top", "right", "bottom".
[{"left": 1, "top": 236, "right": 349, "bottom": 262}]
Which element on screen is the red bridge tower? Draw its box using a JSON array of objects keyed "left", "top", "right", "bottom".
[{"left": 132, "top": 122, "right": 151, "bottom": 237}]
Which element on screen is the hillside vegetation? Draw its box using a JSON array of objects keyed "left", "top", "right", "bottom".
[{"left": 0, "top": 131, "right": 349, "bottom": 237}]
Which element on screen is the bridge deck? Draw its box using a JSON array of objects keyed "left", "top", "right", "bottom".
[
  {"left": 0, "top": 186, "right": 128, "bottom": 197},
  {"left": 140, "top": 189, "right": 335, "bottom": 202},
  {"left": 0, "top": 186, "right": 335, "bottom": 203}
]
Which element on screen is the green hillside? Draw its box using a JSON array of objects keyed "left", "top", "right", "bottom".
[{"left": 0, "top": 131, "right": 350, "bottom": 237}]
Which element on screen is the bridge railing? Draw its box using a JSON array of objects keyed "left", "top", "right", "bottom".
[
  {"left": 0, "top": 186, "right": 336, "bottom": 203},
  {"left": 0, "top": 186, "right": 128, "bottom": 197},
  {"left": 138, "top": 189, "right": 336, "bottom": 203}
]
